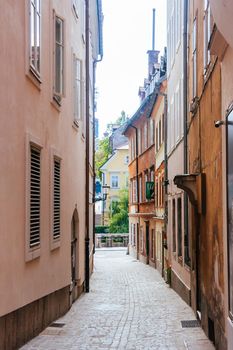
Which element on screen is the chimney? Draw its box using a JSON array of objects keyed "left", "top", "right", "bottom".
[{"left": 147, "top": 9, "right": 160, "bottom": 79}]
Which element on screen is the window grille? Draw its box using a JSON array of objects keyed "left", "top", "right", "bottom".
[
  {"left": 30, "top": 146, "right": 41, "bottom": 247},
  {"left": 53, "top": 158, "right": 61, "bottom": 239}
]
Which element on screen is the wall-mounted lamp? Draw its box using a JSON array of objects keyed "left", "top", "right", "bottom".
[{"left": 95, "top": 184, "right": 110, "bottom": 202}]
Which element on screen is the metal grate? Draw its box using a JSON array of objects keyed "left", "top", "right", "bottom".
[
  {"left": 30, "top": 146, "right": 41, "bottom": 247},
  {"left": 53, "top": 158, "right": 61, "bottom": 239},
  {"left": 50, "top": 322, "right": 65, "bottom": 328},
  {"left": 181, "top": 320, "right": 200, "bottom": 328}
]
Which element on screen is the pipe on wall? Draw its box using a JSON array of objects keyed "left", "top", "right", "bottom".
[{"left": 85, "top": 0, "right": 90, "bottom": 293}]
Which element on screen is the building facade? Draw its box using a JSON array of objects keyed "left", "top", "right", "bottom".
[
  {"left": 207, "top": 1, "right": 233, "bottom": 348},
  {"left": 167, "top": 0, "right": 191, "bottom": 305},
  {"left": 100, "top": 144, "right": 129, "bottom": 226},
  {"left": 0, "top": 1, "right": 102, "bottom": 348},
  {"left": 178, "top": 0, "right": 226, "bottom": 348}
]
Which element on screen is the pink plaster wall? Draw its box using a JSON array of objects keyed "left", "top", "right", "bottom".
[{"left": 0, "top": 1, "right": 89, "bottom": 316}]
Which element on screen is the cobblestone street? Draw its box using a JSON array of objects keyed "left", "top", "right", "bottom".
[{"left": 21, "top": 249, "right": 214, "bottom": 350}]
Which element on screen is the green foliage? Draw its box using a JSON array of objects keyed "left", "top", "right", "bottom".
[
  {"left": 95, "top": 226, "right": 109, "bottom": 233},
  {"left": 95, "top": 137, "right": 112, "bottom": 179},
  {"left": 109, "top": 189, "right": 129, "bottom": 233}
]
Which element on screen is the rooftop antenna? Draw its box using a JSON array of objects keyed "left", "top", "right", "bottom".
[{"left": 152, "top": 8, "right": 155, "bottom": 50}]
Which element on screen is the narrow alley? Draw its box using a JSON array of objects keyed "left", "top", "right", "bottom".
[{"left": 21, "top": 249, "right": 214, "bottom": 350}]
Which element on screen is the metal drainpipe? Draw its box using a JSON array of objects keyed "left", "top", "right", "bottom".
[
  {"left": 85, "top": 0, "right": 90, "bottom": 293},
  {"left": 130, "top": 125, "right": 139, "bottom": 257},
  {"left": 93, "top": 54, "right": 103, "bottom": 255},
  {"left": 183, "top": 0, "right": 190, "bottom": 266}
]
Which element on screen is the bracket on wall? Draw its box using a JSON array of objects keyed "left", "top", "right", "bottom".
[{"left": 173, "top": 173, "right": 206, "bottom": 215}]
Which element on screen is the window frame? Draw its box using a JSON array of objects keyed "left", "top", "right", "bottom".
[
  {"left": 203, "top": 0, "right": 211, "bottom": 74},
  {"left": 53, "top": 13, "right": 65, "bottom": 103},
  {"left": 111, "top": 174, "right": 119, "bottom": 189},
  {"left": 29, "top": 0, "right": 41, "bottom": 78},
  {"left": 73, "top": 56, "right": 83, "bottom": 123},
  {"left": 25, "top": 133, "right": 43, "bottom": 262}
]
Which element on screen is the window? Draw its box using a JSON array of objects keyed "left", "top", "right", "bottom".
[
  {"left": 30, "top": 145, "right": 41, "bottom": 248},
  {"left": 140, "top": 226, "right": 143, "bottom": 253},
  {"left": 204, "top": 0, "right": 211, "bottom": 73},
  {"left": 150, "top": 118, "right": 154, "bottom": 146},
  {"left": 132, "top": 179, "right": 137, "bottom": 203},
  {"left": 111, "top": 175, "right": 119, "bottom": 188},
  {"left": 144, "top": 172, "right": 148, "bottom": 201},
  {"left": 74, "top": 57, "right": 82, "bottom": 121},
  {"left": 138, "top": 128, "right": 141, "bottom": 154},
  {"left": 144, "top": 122, "right": 148, "bottom": 150},
  {"left": 177, "top": 197, "right": 182, "bottom": 258},
  {"left": 192, "top": 17, "right": 197, "bottom": 98},
  {"left": 54, "top": 15, "right": 64, "bottom": 103},
  {"left": 124, "top": 155, "right": 129, "bottom": 164},
  {"left": 130, "top": 136, "right": 135, "bottom": 161},
  {"left": 72, "top": 0, "right": 79, "bottom": 18},
  {"left": 29, "top": 0, "right": 41, "bottom": 77},
  {"left": 53, "top": 158, "right": 61, "bottom": 240},
  {"left": 172, "top": 199, "right": 176, "bottom": 253},
  {"left": 139, "top": 175, "right": 142, "bottom": 203},
  {"left": 151, "top": 229, "right": 155, "bottom": 259}
]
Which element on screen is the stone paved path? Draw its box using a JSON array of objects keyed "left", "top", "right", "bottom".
[{"left": 21, "top": 249, "right": 214, "bottom": 350}]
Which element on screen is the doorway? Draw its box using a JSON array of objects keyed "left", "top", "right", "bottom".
[
  {"left": 146, "top": 221, "right": 150, "bottom": 264},
  {"left": 71, "top": 209, "right": 79, "bottom": 302}
]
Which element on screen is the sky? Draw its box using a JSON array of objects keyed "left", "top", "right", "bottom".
[{"left": 95, "top": 0, "right": 167, "bottom": 137}]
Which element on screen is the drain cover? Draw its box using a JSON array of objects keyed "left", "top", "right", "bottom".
[
  {"left": 50, "top": 322, "right": 65, "bottom": 328},
  {"left": 181, "top": 320, "right": 200, "bottom": 328}
]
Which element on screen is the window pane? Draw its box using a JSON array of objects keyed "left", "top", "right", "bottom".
[
  {"left": 36, "top": 13, "right": 40, "bottom": 72},
  {"left": 55, "top": 44, "right": 62, "bottom": 93},
  {"left": 30, "top": 3, "right": 35, "bottom": 68},
  {"left": 56, "top": 17, "right": 63, "bottom": 44}
]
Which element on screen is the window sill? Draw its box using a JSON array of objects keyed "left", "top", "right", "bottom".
[
  {"left": 51, "top": 97, "right": 62, "bottom": 112},
  {"left": 25, "top": 246, "right": 40, "bottom": 262},
  {"left": 26, "top": 68, "right": 42, "bottom": 91},
  {"left": 51, "top": 238, "right": 61, "bottom": 251}
]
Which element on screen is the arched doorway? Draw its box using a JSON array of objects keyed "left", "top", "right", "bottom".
[{"left": 71, "top": 209, "right": 79, "bottom": 303}]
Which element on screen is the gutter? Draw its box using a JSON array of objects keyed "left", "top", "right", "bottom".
[
  {"left": 92, "top": 0, "right": 104, "bottom": 255},
  {"left": 85, "top": 0, "right": 90, "bottom": 293},
  {"left": 183, "top": 0, "right": 190, "bottom": 265}
]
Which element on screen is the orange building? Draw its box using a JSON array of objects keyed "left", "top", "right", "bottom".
[
  {"left": 123, "top": 47, "right": 167, "bottom": 268},
  {"left": 175, "top": 0, "right": 226, "bottom": 348}
]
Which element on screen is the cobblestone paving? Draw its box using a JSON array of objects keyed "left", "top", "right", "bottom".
[{"left": 21, "top": 249, "right": 214, "bottom": 350}]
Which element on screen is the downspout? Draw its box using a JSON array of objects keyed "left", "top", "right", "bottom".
[
  {"left": 130, "top": 125, "right": 139, "bottom": 258},
  {"left": 85, "top": 0, "right": 90, "bottom": 293},
  {"left": 163, "top": 92, "right": 168, "bottom": 277},
  {"left": 93, "top": 59, "right": 102, "bottom": 255},
  {"left": 93, "top": 0, "right": 103, "bottom": 254},
  {"left": 183, "top": 0, "right": 190, "bottom": 265}
]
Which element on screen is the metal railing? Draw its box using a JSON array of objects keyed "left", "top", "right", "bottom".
[{"left": 95, "top": 233, "right": 129, "bottom": 248}]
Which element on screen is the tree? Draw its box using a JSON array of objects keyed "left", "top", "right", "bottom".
[
  {"left": 95, "top": 137, "right": 112, "bottom": 179},
  {"left": 109, "top": 189, "right": 129, "bottom": 233}
]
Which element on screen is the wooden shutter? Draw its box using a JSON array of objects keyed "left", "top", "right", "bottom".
[
  {"left": 53, "top": 158, "right": 61, "bottom": 239},
  {"left": 30, "top": 146, "right": 41, "bottom": 247}
]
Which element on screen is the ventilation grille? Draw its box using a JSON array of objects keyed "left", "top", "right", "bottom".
[
  {"left": 181, "top": 320, "right": 200, "bottom": 328},
  {"left": 53, "top": 158, "right": 60, "bottom": 239},
  {"left": 30, "top": 146, "right": 41, "bottom": 247}
]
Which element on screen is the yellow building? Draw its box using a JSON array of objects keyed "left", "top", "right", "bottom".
[{"left": 100, "top": 144, "right": 129, "bottom": 226}]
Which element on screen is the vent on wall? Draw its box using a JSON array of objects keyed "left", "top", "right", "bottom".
[
  {"left": 53, "top": 158, "right": 61, "bottom": 239},
  {"left": 30, "top": 146, "right": 41, "bottom": 247}
]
